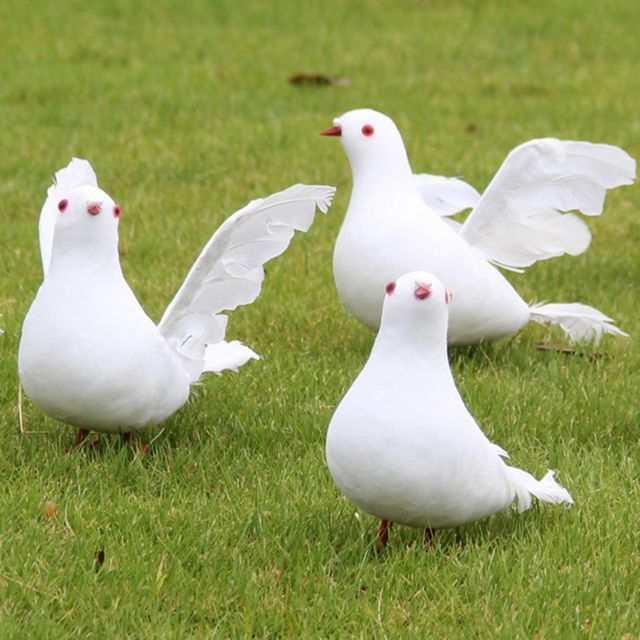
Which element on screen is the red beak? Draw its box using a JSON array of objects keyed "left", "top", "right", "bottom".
[
  {"left": 87, "top": 203, "right": 102, "bottom": 216},
  {"left": 415, "top": 283, "right": 432, "bottom": 300},
  {"left": 320, "top": 125, "right": 342, "bottom": 137}
]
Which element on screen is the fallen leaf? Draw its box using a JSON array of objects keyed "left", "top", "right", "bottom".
[
  {"left": 45, "top": 501, "right": 58, "bottom": 519},
  {"left": 94, "top": 549, "right": 105, "bottom": 572},
  {"left": 289, "top": 73, "right": 351, "bottom": 87}
]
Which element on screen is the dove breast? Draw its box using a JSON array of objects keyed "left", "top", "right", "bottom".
[{"left": 19, "top": 268, "right": 190, "bottom": 433}]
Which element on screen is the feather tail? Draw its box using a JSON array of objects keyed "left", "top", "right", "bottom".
[
  {"left": 529, "top": 302, "right": 628, "bottom": 344},
  {"left": 506, "top": 467, "right": 573, "bottom": 513}
]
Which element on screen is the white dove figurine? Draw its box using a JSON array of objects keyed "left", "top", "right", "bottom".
[
  {"left": 322, "top": 109, "right": 635, "bottom": 345},
  {"left": 19, "top": 158, "right": 335, "bottom": 446},
  {"left": 326, "top": 271, "right": 573, "bottom": 548}
]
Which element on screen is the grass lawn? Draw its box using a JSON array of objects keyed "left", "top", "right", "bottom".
[{"left": 1, "top": 0, "right": 639, "bottom": 637}]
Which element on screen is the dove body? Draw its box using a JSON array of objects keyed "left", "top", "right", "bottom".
[
  {"left": 326, "top": 271, "right": 573, "bottom": 533},
  {"left": 20, "top": 200, "right": 191, "bottom": 432},
  {"left": 334, "top": 173, "right": 530, "bottom": 344},
  {"left": 327, "top": 109, "right": 633, "bottom": 345},
  {"left": 19, "top": 160, "right": 334, "bottom": 438}
]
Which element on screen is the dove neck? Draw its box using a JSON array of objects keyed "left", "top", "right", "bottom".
[
  {"left": 371, "top": 313, "right": 450, "bottom": 371},
  {"left": 348, "top": 148, "right": 415, "bottom": 198},
  {"left": 48, "top": 230, "right": 122, "bottom": 277}
]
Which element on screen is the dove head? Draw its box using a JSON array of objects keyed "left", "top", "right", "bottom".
[
  {"left": 50, "top": 185, "right": 122, "bottom": 270},
  {"left": 379, "top": 270, "right": 452, "bottom": 351},
  {"left": 321, "top": 109, "right": 412, "bottom": 184}
]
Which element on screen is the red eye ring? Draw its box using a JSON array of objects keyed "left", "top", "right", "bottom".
[
  {"left": 58, "top": 199, "right": 69, "bottom": 212},
  {"left": 362, "top": 124, "right": 375, "bottom": 137},
  {"left": 385, "top": 281, "right": 396, "bottom": 295},
  {"left": 113, "top": 204, "right": 122, "bottom": 219}
]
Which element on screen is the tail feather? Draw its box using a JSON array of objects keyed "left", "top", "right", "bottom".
[
  {"left": 506, "top": 467, "right": 574, "bottom": 513},
  {"left": 529, "top": 302, "right": 628, "bottom": 344}
]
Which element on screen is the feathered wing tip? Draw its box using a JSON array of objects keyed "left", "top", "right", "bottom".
[
  {"left": 529, "top": 302, "right": 628, "bottom": 344},
  {"left": 311, "top": 185, "right": 335, "bottom": 215},
  {"left": 561, "top": 140, "right": 636, "bottom": 197},
  {"left": 39, "top": 158, "right": 98, "bottom": 275},
  {"left": 506, "top": 466, "right": 574, "bottom": 513},
  {"left": 158, "top": 184, "right": 336, "bottom": 382}
]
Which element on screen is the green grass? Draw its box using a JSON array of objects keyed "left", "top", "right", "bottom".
[{"left": 1, "top": 0, "right": 639, "bottom": 637}]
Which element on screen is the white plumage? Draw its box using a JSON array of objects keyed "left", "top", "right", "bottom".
[
  {"left": 324, "top": 109, "right": 634, "bottom": 345},
  {"left": 414, "top": 173, "right": 481, "bottom": 218},
  {"left": 326, "top": 271, "right": 573, "bottom": 542},
  {"left": 20, "top": 158, "right": 335, "bottom": 436},
  {"left": 39, "top": 158, "right": 98, "bottom": 275},
  {"left": 457, "top": 138, "right": 634, "bottom": 270}
]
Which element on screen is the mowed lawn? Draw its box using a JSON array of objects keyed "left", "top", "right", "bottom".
[{"left": 1, "top": 0, "right": 639, "bottom": 637}]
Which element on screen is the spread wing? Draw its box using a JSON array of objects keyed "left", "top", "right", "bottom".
[
  {"left": 39, "top": 158, "right": 98, "bottom": 275},
  {"left": 414, "top": 173, "right": 481, "bottom": 232},
  {"left": 456, "top": 139, "right": 636, "bottom": 270},
  {"left": 158, "top": 184, "right": 335, "bottom": 379}
]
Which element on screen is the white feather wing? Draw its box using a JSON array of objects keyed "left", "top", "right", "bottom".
[
  {"left": 39, "top": 158, "right": 98, "bottom": 275},
  {"left": 414, "top": 173, "right": 481, "bottom": 216},
  {"left": 457, "top": 139, "right": 636, "bottom": 269},
  {"left": 158, "top": 184, "right": 335, "bottom": 373},
  {"left": 414, "top": 173, "right": 481, "bottom": 232}
]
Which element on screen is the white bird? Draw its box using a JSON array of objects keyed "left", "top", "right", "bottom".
[
  {"left": 19, "top": 158, "right": 335, "bottom": 446},
  {"left": 322, "top": 109, "right": 635, "bottom": 345},
  {"left": 326, "top": 271, "right": 573, "bottom": 548}
]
